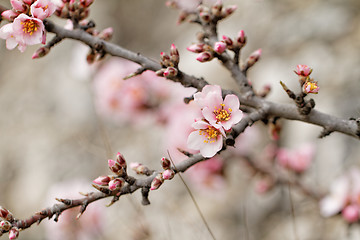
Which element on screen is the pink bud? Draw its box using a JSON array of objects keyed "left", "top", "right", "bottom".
[
  {"left": 246, "top": 48, "right": 262, "bottom": 68},
  {"left": 93, "top": 176, "right": 111, "bottom": 186},
  {"left": 10, "top": 0, "right": 26, "bottom": 12},
  {"left": 0, "top": 220, "right": 11, "bottom": 231},
  {"left": 162, "top": 169, "right": 175, "bottom": 180},
  {"left": 342, "top": 204, "right": 360, "bottom": 223},
  {"left": 199, "top": 11, "right": 211, "bottom": 23},
  {"left": 163, "top": 67, "right": 178, "bottom": 77},
  {"left": 8, "top": 227, "right": 19, "bottom": 240},
  {"left": 214, "top": 41, "right": 227, "bottom": 54},
  {"left": 161, "top": 157, "right": 171, "bottom": 170},
  {"left": 130, "top": 162, "right": 148, "bottom": 175},
  {"left": 236, "top": 30, "right": 246, "bottom": 46},
  {"left": 222, "top": 5, "right": 237, "bottom": 17},
  {"left": 98, "top": 27, "right": 113, "bottom": 41},
  {"left": 186, "top": 43, "right": 205, "bottom": 53},
  {"left": 211, "top": 0, "right": 223, "bottom": 16},
  {"left": 108, "top": 159, "right": 122, "bottom": 175},
  {"left": 294, "top": 64, "right": 312, "bottom": 77},
  {"left": 32, "top": 47, "right": 50, "bottom": 59},
  {"left": 150, "top": 173, "right": 164, "bottom": 190},
  {"left": 108, "top": 178, "right": 123, "bottom": 191},
  {"left": 0, "top": 207, "right": 13, "bottom": 222},
  {"left": 170, "top": 44, "right": 179, "bottom": 57},
  {"left": 222, "top": 35, "right": 233, "bottom": 47},
  {"left": 1, "top": 10, "right": 18, "bottom": 21},
  {"left": 196, "top": 51, "right": 213, "bottom": 62},
  {"left": 116, "top": 152, "right": 127, "bottom": 169}
]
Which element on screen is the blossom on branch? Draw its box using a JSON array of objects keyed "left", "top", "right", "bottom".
[
  {"left": 303, "top": 80, "right": 319, "bottom": 94},
  {"left": 294, "top": 64, "right": 313, "bottom": 77},
  {"left": 30, "top": 0, "right": 56, "bottom": 20}
]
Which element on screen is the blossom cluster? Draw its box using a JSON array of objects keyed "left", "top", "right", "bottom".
[
  {"left": 0, "top": 0, "right": 56, "bottom": 52},
  {"left": 187, "top": 85, "right": 243, "bottom": 158},
  {"left": 294, "top": 64, "right": 319, "bottom": 94}
]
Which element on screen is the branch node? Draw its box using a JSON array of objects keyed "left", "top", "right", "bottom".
[
  {"left": 318, "top": 127, "right": 334, "bottom": 138},
  {"left": 141, "top": 187, "right": 151, "bottom": 206}
]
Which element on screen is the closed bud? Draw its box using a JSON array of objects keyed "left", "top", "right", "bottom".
[
  {"left": 246, "top": 48, "right": 262, "bottom": 68},
  {"left": 163, "top": 67, "right": 178, "bottom": 78},
  {"left": 0, "top": 220, "right": 11, "bottom": 231},
  {"left": 236, "top": 30, "right": 246, "bottom": 47},
  {"left": 10, "top": 0, "right": 26, "bottom": 12},
  {"left": 186, "top": 43, "right": 205, "bottom": 53},
  {"left": 93, "top": 176, "right": 111, "bottom": 186},
  {"left": 130, "top": 162, "right": 149, "bottom": 175},
  {"left": 160, "top": 52, "right": 171, "bottom": 67},
  {"left": 199, "top": 11, "right": 211, "bottom": 23},
  {"left": 221, "top": 5, "right": 237, "bottom": 18},
  {"left": 32, "top": 47, "right": 50, "bottom": 59},
  {"left": 155, "top": 69, "right": 165, "bottom": 77},
  {"left": 108, "top": 178, "right": 124, "bottom": 191},
  {"left": 98, "top": 27, "right": 113, "bottom": 41},
  {"left": 0, "top": 207, "right": 13, "bottom": 222},
  {"left": 150, "top": 173, "right": 164, "bottom": 190},
  {"left": 108, "top": 159, "right": 123, "bottom": 175},
  {"left": 162, "top": 169, "right": 175, "bottom": 180},
  {"left": 196, "top": 51, "right": 213, "bottom": 62},
  {"left": 211, "top": 0, "right": 223, "bottom": 17},
  {"left": 1, "top": 10, "right": 18, "bottom": 21},
  {"left": 222, "top": 35, "right": 233, "bottom": 47},
  {"left": 161, "top": 157, "right": 171, "bottom": 170},
  {"left": 214, "top": 41, "right": 227, "bottom": 54},
  {"left": 170, "top": 44, "right": 179, "bottom": 65},
  {"left": 8, "top": 227, "right": 19, "bottom": 240},
  {"left": 116, "top": 152, "right": 127, "bottom": 170}
]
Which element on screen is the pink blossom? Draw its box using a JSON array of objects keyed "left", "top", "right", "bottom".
[
  {"left": 8, "top": 227, "right": 19, "bottom": 239},
  {"left": 294, "top": 64, "right": 312, "bottom": 77},
  {"left": 201, "top": 93, "right": 243, "bottom": 131},
  {"left": 162, "top": 169, "right": 175, "bottom": 180},
  {"left": 320, "top": 168, "right": 360, "bottom": 222},
  {"left": 10, "top": 0, "right": 27, "bottom": 12},
  {"left": 92, "top": 176, "right": 111, "bottom": 186},
  {"left": 303, "top": 81, "right": 319, "bottom": 94},
  {"left": 12, "top": 14, "right": 45, "bottom": 47},
  {"left": 31, "top": 0, "right": 56, "bottom": 20},
  {"left": 214, "top": 41, "right": 226, "bottom": 54},
  {"left": 186, "top": 43, "right": 205, "bottom": 53},
  {"left": 0, "top": 23, "right": 23, "bottom": 51},
  {"left": 194, "top": 85, "right": 222, "bottom": 108},
  {"left": 276, "top": 144, "right": 315, "bottom": 173},
  {"left": 187, "top": 120, "right": 224, "bottom": 158}
]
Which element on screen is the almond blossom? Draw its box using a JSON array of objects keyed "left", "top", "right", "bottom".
[
  {"left": 294, "top": 64, "right": 312, "bottom": 77},
  {"left": 187, "top": 120, "right": 225, "bottom": 158},
  {"left": 276, "top": 144, "right": 315, "bottom": 173},
  {"left": 303, "top": 81, "right": 319, "bottom": 94},
  {"left": 0, "top": 23, "right": 25, "bottom": 51}
]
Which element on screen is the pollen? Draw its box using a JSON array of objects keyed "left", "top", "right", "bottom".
[
  {"left": 213, "top": 104, "right": 231, "bottom": 122},
  {"left": 21, "top": 20, "right": 38, "bottom": 36},
  {"left": 199, "top": 126, "right": 219, "bottom": 144}
]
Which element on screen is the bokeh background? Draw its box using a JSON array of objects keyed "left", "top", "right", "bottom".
[{"left": 0, "top": 0, "right": 360, "bottom": 239}]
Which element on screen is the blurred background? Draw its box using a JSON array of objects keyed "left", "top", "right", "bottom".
[{"left": 0, "top": 0, "right": 360, "bottom": 239}]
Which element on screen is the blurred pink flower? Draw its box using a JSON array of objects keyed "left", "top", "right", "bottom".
[
  {"left": 45, "top": 179, "right": 106, "bottom": 240},
  {"left": 276, "top": 144, "right": 315, "bottom": 173},
  {"left": 294, "top": 64, "right": 312, "bottom": 77},
  {"left": 320, "top": 168, "right": 360, "bottom": 223},
  {"left": 214, "top": 41, "right": 226, "bottom": 54}
]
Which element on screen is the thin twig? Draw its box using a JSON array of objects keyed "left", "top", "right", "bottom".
[{"left": 288, "top": 184, "right": 299, "bottom": 240}]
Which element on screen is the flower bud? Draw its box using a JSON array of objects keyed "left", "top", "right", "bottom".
[
  {"left": 108, "top": 159, "right": 123, "bottom": 175},
  {"left": 130, "top": 162, "right": 149, "bottom": 175},
  {"left": 0, "top": 220, "right": 11, "bottom": 231},
  {"left": 161, "top": 157, "right": 171, "bottom": 170},
  {"left": 1, "top": 10, "right": 18, "bottom": 21},
  {"left": 98, "top": 27, "right": 113, "bottom": 41},
  {"left": 211, "top": 0, "right": 223, "bottom": 17},
  {"left": 93, "top": 176, "right": 111, "bottom": 186},
  {"left": 108, "top": 178, "right": 124, "bottom": 191},
  {"left": 0, "top": 207, "right": 13, "bottom": 222},
  {"left": 9, "top": 227, "right": 19, "bottom": 240},
  {"left": 294, "top": 64, "right": 312, "bottom": 77},
  {"left": 236, "top": 30, "right": 246, "bottom": 47},
  {"left": 246, "top": 48, "right": 262, "bottom": 68},
  {"left": 150, "top": 173, "right": 164, "bottom": 190},
  {"left": 160, "top": 52, "right": 171, "bottom": 67},
  {"left": 162, "top": 169, "right": 175, "bottom": 180},
  {"left": 10, "top": 0, "right": 26, "bottom": 12},
  {"left": 170, "top": 44, "right": 179, "bottom": 65},
  {"left": 221, "top": 35, "right": 233, "bottom": 48},
  {"left": 186, "top": 43, "right": 205, "bottom": 53},
  {"left": 199, "top": 11, "right": 211, "bottom": 23},
  {"left": 196, "top": 51, "right": 213, "bottom": 62},
  {"left": 155, "top": 69, "right": 165, "bottom": 77},
  {"left": 32, "top": 47, "right": 50, "bottom": 59},
  {"left": 214, "top": 41, "right": 227, "bottom": 54},
  {"left": 163, "top": 67, "right": 178, "bottom": 78},
  {"left": 302, "top": 81, "right": 319, "bottom": 94},
  {"left": 116, "top": 152, "right": 127, "bottom": 170},
  {"left": 221, "top": 5, "right": 237, "bottom": 18}
]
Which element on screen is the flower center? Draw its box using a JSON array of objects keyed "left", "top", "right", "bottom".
[
  {"left": 199, "top": 126, "right": 220, "bottom": 143},
  {"left": 308, "top": 82, "right": 318, "bottom": 91},
  {"left": 21, "top": 20, "right": 38, "bottom": 36},
  {"left": 213, "top": 103, "right": 232, "bottom": 122}
]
